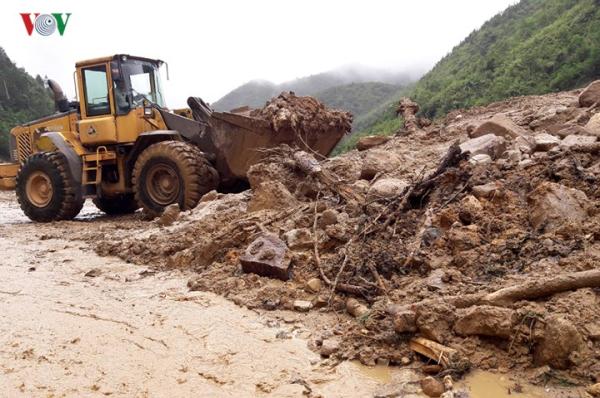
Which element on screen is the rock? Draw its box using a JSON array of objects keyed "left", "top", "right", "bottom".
[
  {"left": 468, "top": 154, "right": 492, "bottom": 165},
  {"left": 560, "top": 134, "right": 597, "bottom": 150},
  {"left": 454, "top": 306, "right": 515, "bottom": 339},
  {"left": 503, "top": 149, "right": 522, "bottom": 163},
  {"left": 585, "top": 323, "right": 600, "bottom": 341},
  {"left": 534, "top": 316, "right": 584, "bottom": 369},
  {"left": 240, "top": 233, "right": 291, "bottom": 280},
  {"left": 579, "top": 80, "right": 600, "bottom": 107},
  {"left": 84, "top": 268, "right": 102, "bottom": 278},
  {"left": 323, "top": 155, "right": 362, "bottom": 183},
  {"left": 283, "top": 228, "right": 313, "bottom": 250},
  {"left": 587, "top": 383, "right": 600, "bottom": 397},
  {"left": 346, "top": 298, "right": 369, "bottom": 318},
  {"left": 415, "top": 303, "right": 456, "bottom": 344},
  {"left": 556, "top": 123, "right": 593, "bottom": 138},
  {"left": 447, "top": 225, "right": 481, "bottom": 252},
  {"left": 360, "top": 149, "right": 402, "bottom": 180},
  {"left": 368, "top": 178, "right": 409, "bottom": 199},
  {"left": 393, "top": 310, "right": 418, "bottom": 333},
  {"left": 459, "top": 134, "right": 507, "bottom": 160},
  {"left": 200, "top": 190, "right": 219, "bottom": 202},
  {"left": 320, "top": 339, "right": 340, "bottom": 357},
  {"left": 356, "top": 135, "right": 391, "bottom": 151},
  {"left": 472, "top": 114, "right": 528, "bottom": 140},
  {"left": 420, "top": 376, "right": 445, "bottom": 397},
  {"left": 513, "top": 135, "right": 534, "bottom": 154},
  {"left": 305, "top": 278, "right": 322, "bottom": 293},
  {"left": 472, "top": 182, "right": 502, "bottom": 199},
  {"left": 585, "top": 113, "right": 600, "bottom": 136},
  {"left": 319, "top": 209, "right": 338, "bottom": 227},
  {"left": 518, "top": 159, "right": 535, "bottom": 168},
  {"left": 533, "top": 132, "right": 560, "bottom": 151},
  {"left": 156, "top": 203, "right": 180, "bottom": 226},
  {"left": 248, "top": 181, "right": 297, "bottom": 212},
  {"left": 293, "top": 300, "right": 312, "bottom": 312},
  {"left": 527, "top": 182, "right": 589, "bottom": 232}
]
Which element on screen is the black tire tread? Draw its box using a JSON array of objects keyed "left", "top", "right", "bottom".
[
  {"left": 132, "top": 141, "right": 218, "bottom": 213},
  {"left": 16, "top": 152, "right": 84, "bottom": 222}
]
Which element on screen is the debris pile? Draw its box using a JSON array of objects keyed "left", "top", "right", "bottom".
[
  {"left": 250, "top": 91, "right": 353, "bottom": 137},
  {"left": 95, "top": 84, "right": 600, "bottom": 391}
]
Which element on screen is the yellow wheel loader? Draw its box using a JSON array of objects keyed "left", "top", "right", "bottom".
[{"left": 0, "top": 54, "right": 347, "bottom": 222}]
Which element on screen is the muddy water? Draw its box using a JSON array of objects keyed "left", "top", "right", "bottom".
[
  {"left": 0, "top": 192, "right": 424, "bottom": 397},
  {"left": 0, "top": 192, "right": 584, "bottom": 397},
  {"left": 459, "top": 371, "right": 551, "bottom": 398}
]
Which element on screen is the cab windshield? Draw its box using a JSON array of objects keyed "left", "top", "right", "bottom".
[{"left": 116, "top": 58, "right": 165, "bottom": 112}]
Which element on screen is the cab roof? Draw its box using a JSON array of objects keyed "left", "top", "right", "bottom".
[{"left": 76, "top": 54, "right": 163, "bottom": 68}]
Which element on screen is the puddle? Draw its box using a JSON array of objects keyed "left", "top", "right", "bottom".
[
  {"left": 350, "top": 361, "right": 393, "bottom": 384},
  {"left": 459, "top": 370, "right": 550, "bottom": 398}
]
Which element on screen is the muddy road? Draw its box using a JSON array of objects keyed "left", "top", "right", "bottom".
[{"left": 0, "top": 191, "right": 424, "bottom": 397}]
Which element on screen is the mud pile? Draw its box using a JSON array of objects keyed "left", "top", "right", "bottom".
[
  {"left": 96, "top": 85, "right": 600, "bottom": 393},
  {"left": 249, "top": 91, "right": 352, "bottom": 136}
]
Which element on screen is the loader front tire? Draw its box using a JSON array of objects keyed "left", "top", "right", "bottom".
[
  {"left": 16, "top": 152, "right": 84, "bottom": 222},
  {"left": 93, "top": 193, "right": 139, "bottom": 215},
  {"left": 132, "top": 141, "right": 218, "bottom": 214}
]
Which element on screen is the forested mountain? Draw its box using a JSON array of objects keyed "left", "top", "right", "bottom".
[
  {"left": 412, "top": 0, "right": 600, "bottom": 118},
  {"left": 212, "top": 66, "right": 415, "bottom": 112},
  {"left": 0, "top": 48, "right": 54, "bottom": 159}
]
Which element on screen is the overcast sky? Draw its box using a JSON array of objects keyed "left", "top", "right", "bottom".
[{"left": 2, "top": 0, "right": 516, "bottom": 107}]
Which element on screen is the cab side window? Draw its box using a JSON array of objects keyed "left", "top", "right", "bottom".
[{"left": 83, "top": 65, "right": 110, "bottom": 116}]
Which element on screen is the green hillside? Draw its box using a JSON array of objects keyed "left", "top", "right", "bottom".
[
  {"left": 0, "top": 48, "right": 54, "bottom": 159},
  {"left": 210, "top": 80, "right": 277, "bottom": 111},
  {"left": 413, "top": 0, "right": 600, "bottom": 118},
  {"left": 212, "top": 67, "right": 415, "bottom": 112},
  {"left": 344, "top": 0, "right": 600, "bottom": 151},
  {"left": 313, "top": 82, "right": 400, "bottom": 120}
]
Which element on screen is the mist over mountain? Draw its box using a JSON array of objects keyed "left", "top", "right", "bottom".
[{"left": 212, "top": 65, "right": 421, "bottom": 112}]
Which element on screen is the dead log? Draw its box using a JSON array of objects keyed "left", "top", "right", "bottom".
[
  {"left": 409, "top": 337, "right": 468, "bottom": 370},
  {"left": 388, "top": 269, "right": 600, "bottom": 316},
  {"left": 481, "top": 268, "right": 600, "bottom": 306}
]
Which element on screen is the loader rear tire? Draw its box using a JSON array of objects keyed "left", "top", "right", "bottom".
[
  {"left": 132, "top": 141, "right": 218, "bottom": 214},
  {"left": 16, "top": 152, "right": 84, "bottom": 222},
  {"left": 93, "top": 194, "right": 139, "bottom": 215}
]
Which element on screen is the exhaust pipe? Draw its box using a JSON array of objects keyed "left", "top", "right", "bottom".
[{"left": 47, "top": 79, "right": 70, "bottom": 113}]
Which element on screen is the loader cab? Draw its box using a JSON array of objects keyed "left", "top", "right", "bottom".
[{"left": 75, "top": 54, "right": 167, "bottom": 146}]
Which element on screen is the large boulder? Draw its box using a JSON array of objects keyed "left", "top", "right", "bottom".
[
  {"left": 360, "top": 149, "right": 402, "bottom": 179},
  {"left": 459, "top": 134, "right": 507, "bottom": 159},
  {"left": 454, "top": 306, "right": 515, "bottom": 339},
  {"left": 579, "top": 80, "right": 600, "bottom": 107},
  {"left": 248, "top": 181, "right": 297, "bottom": 212},
  {"left": 368, "top": 178, "right": 408, "bottom": 199},
  {"left": 472, "top": 114, "right": 528, "bottom": 140},
  {"left": 556, "top": 123, "right": 593, "bottom": 138},
  {"left": 356, "top": 135, "right": 391, "bottom": 151},
  {"left": 534, "top": 316, "right": 584, "bottom": 369},
  {"left": 533, "top": 132, "right": 560, "bottom": 151},
  {"left": 585, "top": 113, "right": 600, "bottom": 136},
  {"left": 527, "top": 182, "right": 589, "bottom": 232},
  {"left": 559, "top": 134, "right": 598, "bottom": 150},
  {"left": 240, "top": 233, "right": 291, "bottom": 280}
]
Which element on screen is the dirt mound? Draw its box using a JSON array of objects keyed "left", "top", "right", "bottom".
[
  {"left": 249, "top": 91, "right": 352, "bottom": 137},
  {"left": 93, "top": 89, "right": 600, "bottom": 392}
]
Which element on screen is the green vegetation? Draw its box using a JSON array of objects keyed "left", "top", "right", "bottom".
[
  {"left": 0, "top": 47, "right": 54, "bottom": 159},
  {"left": 337, "top": 0, "right": 600, "bottom": 154},
  {"left": 413, "top": 0, "right": 600, "bottom": 118},
  {"left": 332, "top": 116, "right": 403, "bottom": 156},
  {"left": 314, "top": 82, "right": 400, "bottom": 121}
]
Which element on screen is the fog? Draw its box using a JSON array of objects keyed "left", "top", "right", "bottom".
[{"left": 1, "top": 0, "right": 516, "bottom": 107}]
